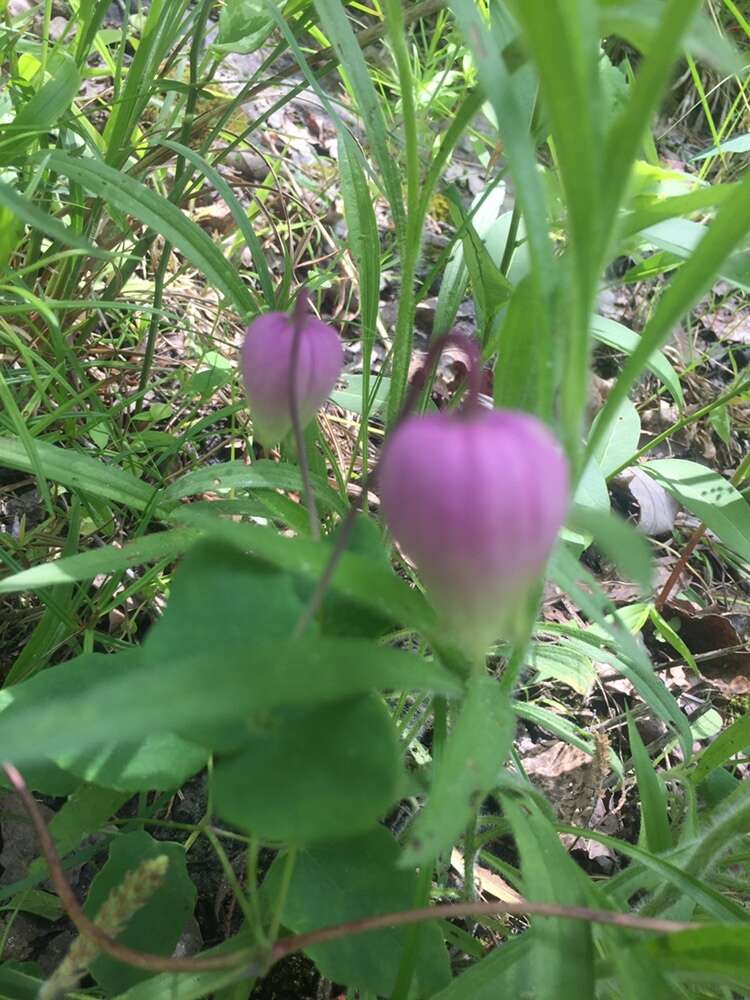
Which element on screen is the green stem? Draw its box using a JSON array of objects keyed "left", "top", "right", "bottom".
[
  {"left": 383, "top": 0, "right": 422, "bottom": 427},
  {"left": 136, "top": 240, "right": 170, "bottom": 405},
  {"left": 267, "top": 847, "right": 298, "bottom": 943},
  {"left": 607, "top": 372, "right": 750, "bottom": 480},
  {"left": 391, "top": 862, "right": 434, "bottom": 1000}
]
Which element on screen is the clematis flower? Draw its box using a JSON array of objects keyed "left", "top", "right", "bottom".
[
  {"left": 378, "top": 407, "right": 569, "bottom": 649},
  {"left": 240, "top": 300, "right": 343, "bottom": 447}
]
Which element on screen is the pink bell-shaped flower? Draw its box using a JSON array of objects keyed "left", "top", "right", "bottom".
[
  {"left": 241, "top": 299, "right": 343, "bottom": 446},
  {"left": 378, "top": 407, "right": 569, "bottom": 648}
]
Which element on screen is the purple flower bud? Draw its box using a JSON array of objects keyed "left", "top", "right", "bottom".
[
  {"left": 378, "top": 409, "right": 569, "bottom": 646},
  {"left": 240, "top": 306, "right": 343, "bottom": 446}
]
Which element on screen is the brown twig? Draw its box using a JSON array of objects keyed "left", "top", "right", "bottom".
[
  {"left": 270, "top": 900, "right": 698, "bottom": 963},
  {"left": 2, "top": 763, "right": 259, "bottom": 974},
  {"left": 289, "top": 289, "right": 320, "bottom": 541},
  {"left": 6, "top": 761, "right": 698, "bottom": 984},
  {"left": 654, "top": 522, "right": 708, "bottom": 611}
]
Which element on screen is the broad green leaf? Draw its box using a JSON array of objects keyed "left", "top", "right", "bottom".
[
  {"left": 627, "top": 715, "right": 672, "bottom": 853},
  {"left": 0, "top": 434, "right": 157, "bottom": 512},
  {"left": 642, "top": 458, "right": 750, "bottom": 563},
  {"left": 590, "top": 396, "right": 641, "bottom": 477},
  {"left": 502, "top": 795, "right": 595, "bottom": 1000},
  {"left": 262, "top": 827, "right": 450, "bottom": 996},
  {"left": 0, "top": 527, "right": 199, "bottom": 594},
  {"left": 529, "top": 642, "right": 596, "bottom": 695},
  {"left": 330, "top": 373, "right": 389, "bottom": 416},
  {"left": 402, "top": 676, "right": 515, "bottom": 866},
  {"left": 573, "top": 458, "right": 610, "bottom": 514},
  {"left": 85, "top": 831, "right": 196, "bottom": 995},
  {"left": 214, "top": 0, "right": 275, "bottom": 53},
  {"left": 692, "top": 712, "right": 750, "bottom": 785},
  {"left": 38, "top": 150, "right": 255, "bottom": 316},
  {"left": 0, "top": 965, "right": 42, "bottom": 1000},
  {"left": 590, "top": 314, "right": 683, "bottom": 405},
  {"left": 170, "top": 509, "right": 436, "bottom": 636},
  {"left": 600, "top": 2, "right": 742, "bottom": 76},
  {"left": 59, "top": 731, "right": 208, "bottom": 793},
  {"left": 213, "top": 694, "right": 399, "bottom": 842},
  {"left": 0, "top": 638, "right": 459, "bottom": 767}
]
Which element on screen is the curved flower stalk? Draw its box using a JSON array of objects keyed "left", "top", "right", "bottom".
[
  {"left": 379, "top": 348, "right": 569, "bottom": 652},
  {"left": 240, "top": 295, "right": 343, "bottom": 448}
]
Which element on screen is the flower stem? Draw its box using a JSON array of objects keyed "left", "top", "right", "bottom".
[{"left": 289, "top": 290, "right": 320, "bottom": 540}]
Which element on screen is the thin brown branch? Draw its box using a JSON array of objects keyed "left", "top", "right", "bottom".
[
  {"left": 271, "top": 900, "right": 699, "bottom": 963},
  {"left": 654, "top": 522, "right": 708, "bottom": 610},
  {"left": 3, "top": 763, "right": 260, "bottom": 975}
]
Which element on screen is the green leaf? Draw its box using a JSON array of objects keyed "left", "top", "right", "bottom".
[
  {"left": 0, "top": 179, "right": 109, "bottom": 257},
  {"left": 330, "top": 373, "right": 389, "bottom": 416},
  {"left": 529, "top": 642, "right": 595, "bottom": 695},
  {"left": 0, "top": 527, "right": 199, "bottom": 594},
  {"left": 590, "top": 163, "right": 750, "bottom": 457},
  {"left": 338, "top": 129, "right": 380, "bottom": 402},
  {"left": 214, "top": 0, "right": 275, "bottom": 53},
  {"left": 85, "top": 831, "right": 196, "bottom": 995},
  {"left": 551, "top": 547, "right": 692, "bottom": 755},
  {"left": 162, "top": 458, "right": 346, "bottom": 514},
  {"left": 627, "top": 715, "right": 672, "bottom": 853},
  {"left": 38, "top": 150, "right": 255, "bottom": 316},
  {"left": 159, "top": 139, "right": 274, "bottom": 305},
  {"left": 430, "top": 935, "right": 531, "bottom": 999},
  {"left": 573, "top": 458, "right": 610, "bottom": 514},
  {"left": 640, "top": 217, "right": 750, "bottom": 292},
  {"left": 641, "top": 458, "right": 750, "bottom": 562},
  {"left": 0, "top": 434, "right": 157, "bottom": 512},
  {"left": 590, "top": 396, "right": 641, "bottom": 478},
  {"left": 693, "top": 132, "right": 750, "bottom": 160},
  {"left": 170, "top": 509, "right": 436, "bottom": 637},
  {"left": 0, "top": 53, "right": 80, "bottom": 163},
  {"left": 213, "top": 694, "right": 399, "bottom": 843},
  {"left": 402, "top": 676, "right": 515, "bottom": 866},
  {"left": 636, "top": 926, "right": 750, "bottom": 991},
  {"left": 262, "top": 827, "right": 451, "bottom": 996},
  {"left": 691, "top": 712, "right": 750, "bottom": 785},
  {"left": 0, "top": 638, "right": 459, "bottom": 768},
  {"left": 59, "top": 731, "right": 208, "bottom": 793},
  {"left": 312, "top": 0, "right": 403, "bottom": 231},
  {"left": 590, "top": 315, "right": 683, "bottom": 405},
  {"left": 558, "top": 823, "right": 749, "bottom": 923},
  {"left": 567, "top": 507, "right": 653, "bottom": 590},
  {"left": 502, "top": 795, "right": 595, "bottom": 1000},
  {"left": 494, "top": 274, "right": 556, "bottom": 422}
]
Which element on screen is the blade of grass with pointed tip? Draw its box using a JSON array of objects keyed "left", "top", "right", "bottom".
[{"left": 38, "top": 150, "right": 255, "bottom": 316}]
